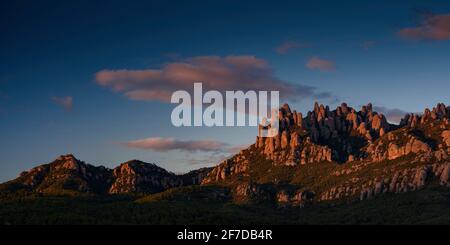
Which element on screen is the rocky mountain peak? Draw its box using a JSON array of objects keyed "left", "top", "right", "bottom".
[
  {"left": 400, "top": 103, "right": 450, "bottom": 127},
  {"left": 52, "top": 154, "right": 86, "bottom": 172},
  {"left": 1, "top": 154, "right": 113, "bottom": 194},
  {"left": 202, "top": 102, "right": 450, "bottom": 202},
  {"left": 256, "top": 102, "right": 394, "bottom": 165},
  {"left": 109, "top": 160, "right": 186, "bottom": 194},
  {"left": 1, "top": 102, "right": 449, "bottom": 208},
  {"left": 114, "top": 160, "right": 159, "bottom": 175}
]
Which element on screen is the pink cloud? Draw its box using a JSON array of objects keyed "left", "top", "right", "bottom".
[
  {"left": 275, "top": 41, "right": 309, "bottom": 54},
  {"left": 398, "top": 14, "right": 450, "bottom": 40},
  {"left": 123, "top": 137, "right": 228, "bottom": 152},
  {"left": 95, "top": 55, "right": 329, "bottom": 102},
  {"left": 306, "top": 56, "right": 336, "bottom": 71},
  {"left": 52, "top": 96, "right": 73, "bottom": 111}
]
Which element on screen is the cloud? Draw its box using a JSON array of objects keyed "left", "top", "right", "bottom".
[
  {"left": 123, "top": 137, "right": 254, "bottom": 159},
  {"left": 275, "top": 41, "right": 309, "bottom": 54},
  {"left": 52, "top": 96, "right": 73, "bottom": 111},
  {"left": 185, "top": 153, "right": 230, "bottom": 166},
  {"left": 398, "top": 13, "right": 450, "bottom": 40},
  {"left": 95, "top": 55, "right": 331, "bottom": 102},
  {"left": 227, "top": 143, "right": 252, "bottom": 154},
  {"left": 306, "top": 56, "right": 336, "bottom": 71},
  {"left": 123, "top": 137, "right": 228, "bottom": 152},
  {"left": 362, "top": 40, "right": 376, "bottom": 50},
  {"left": 373, "top": 106, "right": 408, "bottom": 124}
]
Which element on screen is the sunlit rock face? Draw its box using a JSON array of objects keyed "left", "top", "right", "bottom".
[
  {"left": 2, "top": 155, "right": 211, "bottom": 195},
  {"left": 201, "top": 102, "right": 450, "bottom": 205},
  {"left": 253, "top": 102, "right": 392, "bottom": 166},
  {"left": 1, "top": 103, "right": 450, "bottom": 207},
  {"left": 108, "top": 160, "right": 183, "bottom": 194},
  {"left": 6, "top": 154, "right": 113, "bottom": 194}
]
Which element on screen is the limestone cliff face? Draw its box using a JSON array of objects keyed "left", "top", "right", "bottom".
[
  {"left": 365, "top": 132, "right": 433, "bottom": 162},
  {"left": 201, "top": 152, "right": 251, "bottom": 184},
  {"left": 255, "top": 102, "right": 393, "bottom": 165},
  {"left": 201, "top": 102, "right": 450, "bottom": 206},
  {"left": 2, "top": 102, "right": 450, "bottom": 207},
  {"left": 365, "top": 103, "right": 450, "bottom": 163},
  {"left": 202, "top": 102, "right": 397, "bottom": 184},
  {"left": 400, "top": 103, "right": 449, "bottom": 127},
  {"left": 319, "top": 162, "right": 450, "bottom": 202},
  {"left": 1, "top": 155, "right": 210, "bottom": 195},
  {"left": 6, "top": 154, "right": 113, "bottom": 194},
  {"left": 108, "top": 160, "right": 183, "bottom": 194}
]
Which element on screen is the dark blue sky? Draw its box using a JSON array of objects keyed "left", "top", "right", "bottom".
[{"left": 1, "top": 0, "right": 450, "bottom": 182}]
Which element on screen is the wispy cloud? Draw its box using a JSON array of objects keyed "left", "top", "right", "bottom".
[
  {"left": 373, "top": 106, "right": 409, "bottom": 124},
  {"left": 306, "top": 56, "right": 336, "bottom": 72},
  {"left": 185, "top": 153, "right": 230, "bottom": 166},
  {"left": 123, "top": 137, "right": 228, "bottom": 152},
  {"left": 123, "top": 136, "right": 255, "bottom": 157},
  {"left": 95, "top": 55, "right": 332, "bottom": 102},
  {"left": 398, "top": 13, "right": 450, "bottom": 40},
  {"left": 52, "top": 96, "right": 73, "bottom": 111},
  {"left": 275, "top": 41, "right": 309, "bottom": 55},
  {"left": 227, "top": 143, "right": 252, "bottom": 154}
]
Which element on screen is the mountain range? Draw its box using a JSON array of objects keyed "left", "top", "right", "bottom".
[{"left": 1, "top": 102, "right": 450, "bottom": 224}]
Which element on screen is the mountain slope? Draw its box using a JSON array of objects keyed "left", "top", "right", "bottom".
[
  {"left": 199, "top": 102, "right": 450, "bottom": 205},
  {"left": 1, "top": 102, "right": 449, "bottom": 210},
  {"left": 109, "top": 160, "right": 182, "bottom": 194},
  {"left": 0, "top": 155, "right": 209, "bottom": 195},
  {"left": 0, "top": 154, "right": 112, "bottom": 195}
]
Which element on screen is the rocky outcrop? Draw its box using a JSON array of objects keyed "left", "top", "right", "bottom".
[
  {"left": 181, "top": 167, "right": 213, "bottom": 185},
  {"left": 438, "top": 163, "right": 450, "bottom": 187},
  {"left": 108, "top": 160, "right": 183, "bottom": 194},
  {"left": 358, "top": 163, "right": 450, "bottom": 201},
  {"left": 366, "top": 133, "right": 432, "bottom": 162},
  {"left": 400, "top": 103, "right": 449, "bottom": 127},
  {"left": 232, "top": 181, "right": 315, "bottom": 206},
  {"left": 320, "top": 184, "right": 359, "bottom": 201},
  {"left": 202, "top": 102, "right": 450, "bottom": 190},
  {"left": 255, "top": 102, "right": 393, "bottom": 165},
  {"left": 276, "top": 190, "right": 315, "bottom": 206},
  {"left": 2, "top": 102, "right": 450, "bottom": 208},
  {"left": 201, "top": 150, "right": 252, "bottom": 184},
  {"left": 365, "top": 107, "right": 450, "bottom": 164},
  {"left": 442, "top": 130, "right": 450, "bottom": 147},
  {"left": 320, "top": 162, "right": 450, "bottom": 202},
  {"left": 3, "top": 154, "right": 113, "bottom": 194},
  {"left": 1, "top": 155, "right": 211, "bottom": 195},
  {"left": 233, "top": 182, "right": 273, "bottom": 202},
  {"left": 258, "top": 132, "right": 332, "bottom": 166}
]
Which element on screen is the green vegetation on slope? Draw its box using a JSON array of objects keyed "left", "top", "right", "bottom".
[{"left": 1, "top": 185, "right": 449, "bottom": 225}]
